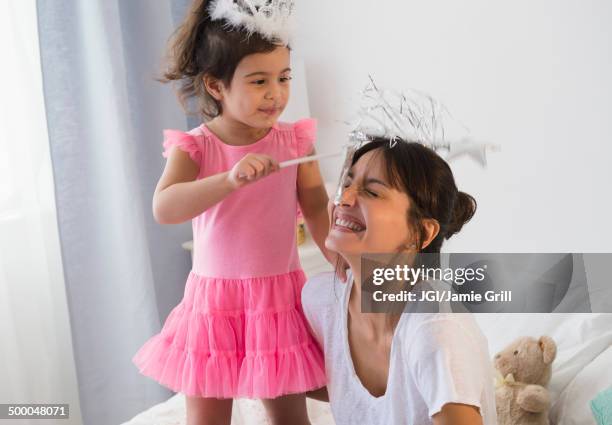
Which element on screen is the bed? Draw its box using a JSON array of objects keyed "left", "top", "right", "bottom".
[
  {"left": 125, "top": 241, "right": 611, "bottom": 425},
  {"left": 123, "top": 312, "right": 611, "bottom": 425}
]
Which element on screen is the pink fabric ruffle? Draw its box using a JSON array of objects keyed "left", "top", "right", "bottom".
[
  {"left": 293, "top": 118, "right": 317, "bottom": 157},
  {"left": 161, "top": 130, "right": 202, "bottom": 166},
  {"left": 132, "top": 269, "right": 326, "bottom": 399}
]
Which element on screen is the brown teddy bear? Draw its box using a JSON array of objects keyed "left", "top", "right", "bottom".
[{"left": 493, "top": 336, "right": 557, "bottom": 425}]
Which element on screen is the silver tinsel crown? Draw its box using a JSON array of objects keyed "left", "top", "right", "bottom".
[
  {"left": 345, "top": 76, "right": 498, "bottom": 165},
  {"left": 333, "top": 76, "right": 499, "bottom": 204}
]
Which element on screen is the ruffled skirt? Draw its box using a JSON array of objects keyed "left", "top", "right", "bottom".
[{"left": 132, "top": 269, "right": 326, "bottom": 399}]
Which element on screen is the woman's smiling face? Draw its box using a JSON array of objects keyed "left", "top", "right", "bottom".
[{"left": 325, "top": 149, "right": 414, "bottom": 260}]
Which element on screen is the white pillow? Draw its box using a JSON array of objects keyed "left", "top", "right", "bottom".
[
  {"left": 551, "top": 345, "right": 612, "bottom": 425},
  {"left": 473, "top": 313, "right": 612, "bottom": 405}
]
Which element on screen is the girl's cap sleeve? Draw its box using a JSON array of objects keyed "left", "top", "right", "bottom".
[
  {"left": 162, "top": 129, "right": 202, "bottom": 166},
  {"left": 294, "top": 118, "right": 317, "bottom": 157}
]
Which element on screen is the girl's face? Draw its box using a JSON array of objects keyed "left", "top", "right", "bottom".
[
  {"left": 217, "top": 46, "right": 291, "bottom": 129},
  {"left": 325, "top": 149, "right": 415, "bottom": 261}
]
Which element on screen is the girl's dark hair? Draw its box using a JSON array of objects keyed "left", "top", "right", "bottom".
[
  {"left": 351, "top": 137, "right": 477, "bottom": 253},
  {"left": 159, "top": 0, "right": 286, "bottom": 119}
]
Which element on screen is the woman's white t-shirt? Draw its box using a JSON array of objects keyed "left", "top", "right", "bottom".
[{"left": 301, "top": 271, "right": 497, "bottom": 425}]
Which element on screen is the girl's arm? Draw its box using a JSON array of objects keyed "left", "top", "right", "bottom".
[
  {"left": 153, "top": 147, "right": 232, "bottom": 224},
  {"left": 297, "top": 148, "right": 349, "bottom": 281},
  {"left": 153, "top": 147, "right": 277, "bottom": 224},
  {"left": 296, "top": 148, "right": 334, "bottom": 262}
]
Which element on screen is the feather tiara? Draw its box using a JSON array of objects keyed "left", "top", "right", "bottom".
[{"left": 208, "top": 0, "right": 295, "bottom": 45}]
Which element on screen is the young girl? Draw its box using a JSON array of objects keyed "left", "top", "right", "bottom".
[{"left": 132, "top": 1, "right": 332, "bottom": 424}]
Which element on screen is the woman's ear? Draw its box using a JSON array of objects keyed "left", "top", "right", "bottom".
[
  {"left": 419, "top": 218, "right": 440, "bottom": 250},
  {"left": 203, "top": 75, "right": 224, "bottom": 101}
]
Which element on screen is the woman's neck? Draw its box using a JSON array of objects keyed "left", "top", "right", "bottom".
[
  {"left": 206, "top": 115, "right": 272, "bottom": 146},
  {"left": 346, "top": 259, "right": 401, "bottom": 342}
]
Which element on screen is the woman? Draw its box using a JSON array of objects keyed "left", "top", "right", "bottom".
[{"left": 302, "top": 138, "right": 497, "bottom": 425}]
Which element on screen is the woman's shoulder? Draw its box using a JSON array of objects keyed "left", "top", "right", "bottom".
[
  {"left": 397, "top": 315, "right": 496, "bottom": 422},
  {"left": 301, "top": 271, "right": 344, "bottom": 345},
  {"left": 301, "top": 271, "right": 344, "bottom": 311},
  {"left": 400, "top": 313, "right": 488, "bottom": 353}
]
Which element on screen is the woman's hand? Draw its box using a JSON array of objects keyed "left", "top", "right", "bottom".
[
  {"left": 432, "top": 403, "right": 483, "bottom": 425},
  {"left": 227, "top": 153, "right": 280, "bottom": 189}
]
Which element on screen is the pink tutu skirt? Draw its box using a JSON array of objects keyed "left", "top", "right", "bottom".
[{"left": 132, "top": 269, "right": 326, "bottom": 399}]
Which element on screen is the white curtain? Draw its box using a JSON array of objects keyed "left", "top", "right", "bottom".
[
  {"left": 1, "top": 0, "right": 197, "bottom": 423},
  {"left": 0, "top": 1, "right": 82, "bottom": 424},
  {"left": 34, "top": 0, "right": 195, "bottom": 424}
]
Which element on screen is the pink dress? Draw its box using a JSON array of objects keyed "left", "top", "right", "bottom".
[{"left": 132, "top": 119, "right": 327, "bottom": 399}]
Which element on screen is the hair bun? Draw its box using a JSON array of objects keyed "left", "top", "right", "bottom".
[{"left": 445, "top": 191, "right": 476, "bottom": 239}]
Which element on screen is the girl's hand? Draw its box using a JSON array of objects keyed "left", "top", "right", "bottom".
[
  {"left": 338, "top": 256, "right": 349, "bottom": 282},
  {"left": 227, "top": 153, "right": 280, "bottom": 189},
  {"left": 324, "top": 199, "right": 349, "bottom": 282},
  {"left": 337, "top": 254, "right": 349, "bottom": 283},
  {"left": 325, "top": 250, "right": 349, "bottom": 283}
]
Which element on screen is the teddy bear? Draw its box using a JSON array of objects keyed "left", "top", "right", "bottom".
[{"left": 493, "top": 336, "right": 557, "bottom": 425}]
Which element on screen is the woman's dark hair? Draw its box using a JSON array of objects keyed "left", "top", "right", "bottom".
[
  {"left": 350, "top": 137, "right": 477, "bottom": 253},
  {"left": 159, "top": 0, "right": 287, "bottom": 119}
]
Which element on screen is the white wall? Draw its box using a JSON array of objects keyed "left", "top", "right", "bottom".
[{"left": 293, "top": 0, "right": 612, "bottom": 252}]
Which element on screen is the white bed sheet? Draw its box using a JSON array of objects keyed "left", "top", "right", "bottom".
[{"left": 121, "top": 395, "right": 335, "bottom": 425}]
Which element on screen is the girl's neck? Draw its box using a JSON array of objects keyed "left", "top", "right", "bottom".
[{"left": 206, "top": 115, "right": 273, "bottom": 146}]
